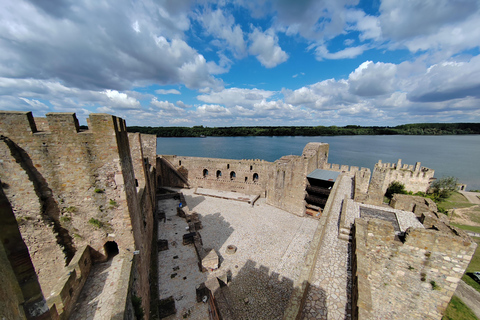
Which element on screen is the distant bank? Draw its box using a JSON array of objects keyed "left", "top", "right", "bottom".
[{"left": 127, "top": 123, "right": 480, "bottom": 137}]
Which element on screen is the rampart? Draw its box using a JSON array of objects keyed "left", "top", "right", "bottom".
[
  {"left": 352, "top": 218, "right": 476, "bottom": 319},
  {"left": 0, "top": 111, "right": 156, "bottom": 319}
]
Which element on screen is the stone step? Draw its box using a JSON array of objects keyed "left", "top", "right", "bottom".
[{"left": 338, "top": 233, "right": 352, "bottom": 242}]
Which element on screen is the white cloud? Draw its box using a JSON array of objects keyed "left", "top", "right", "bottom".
[
  {"left": 197, "top": 8, "right": 247, "bottom": 59},
  {"left": 348, "top": 61, "right": 397, "bottom": 96},
  {"left": 315, "top": 44, "right": 368, "bottom": 60},
  {"left": 197, "top": 87, "right": 275, "bottom": 108},
  {"left": 155, "top": 89, "right": 181, "bottom": 95},
  {"left": 103, "top": 90, "right": 141, "bottom": 110},
  {"left": 0, "top": 0, "right": 220, "bottom": 91},
  {"left": 248, "top": 28, "right": 289, "bottom": 68}
]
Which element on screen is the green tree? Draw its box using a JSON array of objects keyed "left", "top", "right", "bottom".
[
  {"left": 385, "top": 181, "right": 407, "bottom": 199},
  {"left": 430, "top": 176, "right": 458, "bottom": 201}
]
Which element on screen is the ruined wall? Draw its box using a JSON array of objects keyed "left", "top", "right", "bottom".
[
  {"left": 156, "top": 156, "right": 190, "bottom": 188},
  {"left": 0, "top": 111, "right": 156, "bottom": 318},
  {"left": 352, "top": 218, "right": 476, "bottom": 320},
  {"left": 266, "top": 143, "right": 329, "bottom": 216},
  {"left": 165, "top": 155, "right": 272, "bottom": 196},
  {"left": 390, "top": 194, "right": 438, "bottom": 217}
]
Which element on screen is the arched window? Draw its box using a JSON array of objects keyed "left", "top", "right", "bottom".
[
  {"left": 253, "top": 173, "right": 259, "bottom": 182},
  {"left": 203, "top": 169, "right": 209, "bottom": 177},
  {"left": 227, "top": 164, "right": 230, "bottom": 169},
  {"left": 245, "top": 177, "right": 248, "bottom": 182},
  {"left": 250, "top": 165, "right": 253, "bottom": 170},
  {"left": 179, "top": 160, "right": 182, "bottom": 166},
  {"left": 216, "top": 170, "right": 222, "bottom": 178},
  {"left": 230, "top": 171, "right": 236, "bottom": 180}
]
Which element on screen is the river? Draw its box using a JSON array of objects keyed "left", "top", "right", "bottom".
[{"left": 156, "top": 135, "right": 480, "bottom": 191}]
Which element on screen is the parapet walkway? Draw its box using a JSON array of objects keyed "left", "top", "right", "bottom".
[
  {"left": 69, "top": 255, "right": 124, "bottom": 320},
  {"left": 302, "top": 174, "right": 354, "bottom": 320}
]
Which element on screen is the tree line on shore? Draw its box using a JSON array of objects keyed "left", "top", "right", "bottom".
[{"left": 127, "top": 122, "right": 480, "bottom": 137}]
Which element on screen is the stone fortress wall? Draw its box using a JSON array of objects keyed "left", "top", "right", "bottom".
[
  {"left": 0, "top": 111, "right": 156, "bottom": 319},
  {"left": 159, "top": 142, "right": 330, "bottom": 216}
]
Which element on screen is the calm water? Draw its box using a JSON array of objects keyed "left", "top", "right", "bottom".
[{"left": 157, "top": 135, "right": 480, "bottom": 191}]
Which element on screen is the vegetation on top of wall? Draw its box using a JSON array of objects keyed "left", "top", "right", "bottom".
[
  {"left": 385, "top": 181, "right": 408, "bottom": 199},
  {"left": 127, "top": 123, "right": 480, "bottom": 137}
]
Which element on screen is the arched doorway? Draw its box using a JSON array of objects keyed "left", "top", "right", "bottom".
[{"left": 104, "top": 241, "right": 119, "bottom": 259}]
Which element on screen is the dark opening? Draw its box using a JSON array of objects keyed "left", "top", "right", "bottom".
[
  {"left": 179, "top": 160, "right": 181, "bottom": 166},
  {"left": 216, "top": 170, "right": 222, "bottom": 178},
  {"left": 135, "top": 179, "right": 138, "bottom": 187},
  {"left": 104, "top": 241, "right": 119, "bottom": 259},
  {"left": 250, "top": 165, "right": 253, "bottom": 170},
  {"left": 245, "top": 177, "right": 248, "bottom": 182},
  {"left": 203, "top": 169, "right": 209, "bottom": 177},
  {"left": 227, "top": 164, "right": 230, "bottom": 169},
  {"left": 253, "top": 173, "right": 259, "bottom": 182},
  {"left": 230, "top": 171, "right": 236, "bottom": 180}
]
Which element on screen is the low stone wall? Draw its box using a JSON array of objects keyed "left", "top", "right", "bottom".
[
  {"left": 282, "top": 174, "right": 344, "bottom": 319},
  {"left": 351, "top": 219, "right": 373, "bottom": 320},
  {"left": 47, "top": 246, "right": 92, "bottom": 320}
]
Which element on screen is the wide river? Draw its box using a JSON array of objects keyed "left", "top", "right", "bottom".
[{"left": 156, "top": 135, "right": 480, "bottom": 191}]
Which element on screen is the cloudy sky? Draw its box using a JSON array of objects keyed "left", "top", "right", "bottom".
[{"left": 1, "top": 0, "right": 480, "bottom": 126}]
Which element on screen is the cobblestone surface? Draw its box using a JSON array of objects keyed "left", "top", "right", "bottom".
[
  {"left": 302, "top": 174, "right": 354, "bottom": 320},
  {"left": 182, "top": 188, "right": 319, "bottom": 320},
  {"left": 70, "top": 256, "right": 123, "bottom": 320}
]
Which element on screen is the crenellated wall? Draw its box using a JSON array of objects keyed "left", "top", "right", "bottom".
[{"left": 0, "top": 111, "right": 156, "bottom": 319}]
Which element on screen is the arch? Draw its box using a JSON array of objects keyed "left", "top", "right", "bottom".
[
  {"left": 104, "top": 241, "right": 119, "bottom": 259},
  {"left": 179, "top": 160, "right": 182, "bottom": 166},
  {"left": 250, "top": 165, "right": 253, "bottom": 171},
  {"left": 230, "top": 171, "right": 236, "bottom": 180},
  {"left": 227, "top": 164, "right": 230, "bottom": 169},
  {"left": 216, "top": 170, "right": 222, "bottom": 178},
  {"left": 253, "top": 173, "right": 259, "bottom": 182},
  {"left": 203, "top": 169, "right": 209, "bottom": 178}
]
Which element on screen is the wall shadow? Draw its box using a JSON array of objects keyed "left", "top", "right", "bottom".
[
  {"left": 183, "top": 193, "right": 206, "bottom": 210},
  {"left": 211, "top": 259, "right": 326, "bottom": 320},
  {"left": 69, "top": 258, "right": 114, "bottom": 319}
]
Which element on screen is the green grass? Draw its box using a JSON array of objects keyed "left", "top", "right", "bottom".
[
  {"left": 437, "top": 192, "right": 476, "bottom": 210},
  {"left": 443, "top": 295, "right": 478, "bottom": 320},
  {"left": 451, "top": 224, "right": 480, "bottom": 234},
  {"left": 88, "top": 218, "right": 104, "bottom": 228},
  {"left": 461, "top": 237, "right": 480, "bottom": 294}
]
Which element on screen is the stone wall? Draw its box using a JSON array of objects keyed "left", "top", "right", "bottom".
[
  {"left": 0, "top": 111, "right": 156, "bottom": 319},
  {"left": 164, "top": 155, "right": 272, "bottom": 196},
  {"left": 390, "top": 194, "right": 438, "bottom": 217},
  {"left": 266, "top": 143, "right": 329, "bottom": 216},
  {"left": 352, "top": 218, "right": 477, "bottom": 320}
]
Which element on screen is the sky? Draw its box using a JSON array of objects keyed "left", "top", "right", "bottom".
[{"left": 1, "top": 0, "right": 480, "bottom": 127}]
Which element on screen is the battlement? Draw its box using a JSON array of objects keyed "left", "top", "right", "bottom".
[
  {"left": 375, "top": 159, "right": 432, "bottom": 173},
  {"left": 322, "top": 163, "right": 370, "bottom": 173},
  {"left": 0, "top": 111, "right": 127, "bottom": 140}
]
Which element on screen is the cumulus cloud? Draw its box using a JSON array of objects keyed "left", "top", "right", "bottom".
[
  {"left": 248, "top": 28, "right": 289, "bottom": 68},
  {"left": 0, "top": 0, "right": 220, "bottom": 91},
  {"left": 407, "top": 57, "right": 480, "bottom": 102},
  {"left": 348, "top": 61, "right": 397, "bottom": 96},
  {"left": 197, "top": 8, "right": 247, "bottom": 59},
  {"left": 103, "top": 90, "right": 141, "bottom": 110},
  {"left": 155, "top": 89, "right": 181, "bottom": 95},
  {"left": 197, "top": 87, "right": 275, "bottom": 108}
]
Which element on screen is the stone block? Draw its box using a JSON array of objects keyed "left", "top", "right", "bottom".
[{"left": 202, "top": 249, "right": 219, "bottom": 271}]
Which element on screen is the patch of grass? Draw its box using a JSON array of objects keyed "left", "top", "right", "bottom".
[
  {"left": 73, "top": 233, "right": 82, "bottom": 239},
  {"left": 64, "top": 206, "right": 77, "bottom": 213},
  {"left": 430, "top": 280, "right": 441, "bottom": 290},
  {"left": 88, "top": 218, "right": 104, "bottom": 228},
  {"left": 60, "top": 216, "right": 71, "bottom": 223},
  {"left": 437, "top": 192, "right": 475, "bottom": 210},
  {"left": 461, "top": 237, "right": 480, "bottom": 294},
  {"left": 131, "top": 295, "right": 144, "bottom": 320},
  {"left": 16, "top": 216, "right": 32, "bottom": 224},
  {"left": 443, "top": 295, "right": 479, "bottom": 320},
  {"left": 451, "top": 224, "right": 480, "bottom": 234},
  {"left": 109, "top": 199, "right": 118, "bottom": 207},
  {"left": 94, "top": 188, "right": 104, "bottom": 193}
]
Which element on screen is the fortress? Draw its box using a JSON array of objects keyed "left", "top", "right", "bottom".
[{"left": 0, "top": 111, "right": 476, "bottom": 320}]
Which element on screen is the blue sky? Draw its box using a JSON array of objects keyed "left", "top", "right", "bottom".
[{"left": 1, "top": 0, "right": 480, "bottom": 126}]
